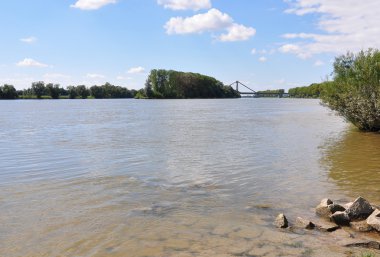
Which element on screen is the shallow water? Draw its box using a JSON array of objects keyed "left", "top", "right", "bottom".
[{"left": 0, "top": 99, "right": 380, "bottom": 256}]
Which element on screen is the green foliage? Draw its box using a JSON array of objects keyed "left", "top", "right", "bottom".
[
  {"left": 90, "top": 83, "right": 134, "bottom": 99},
  {"left": 257, "top": 89, "right": 285, "bottom": 94},
  {"left": 46, "top": 83, "right": 61, "bottom": 99},
  {"left": 359, "top": 251, "right": 376, "bottom": 257},
  {"left": 31, "top": 81, "right": 46, "bottom": 99},
  {"left": 144, "top": 69, "right": 240, "bottom": 99},
  {"left": 76, "top": 85, "right": 89, "bottom": 99},
  {"left": 321, "top": 49, "right": 380, "bottom": 131},
  {"left": 288, "top": 82, "right": 332, "bottom": 98},
  {"left": 0, "top": 84, "right": 18, "bottom": 99},
  {"left": 67, "top": 86, "right": 78, "bottom": 99},
  {"left": 257, "top": 89, "right": 285, "bottom": 97}
]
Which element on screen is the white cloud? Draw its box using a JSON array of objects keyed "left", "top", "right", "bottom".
[
  {"left": 314, "top": 60, "right": 325, "bottom": 66},
  {"left": 281, "top": 0, "right": 380, "bottom": 58},
  {"left": 164, "top": 8, "right": 255, "bottom": 42},
  {"left": 219, "top": 24, "right": 256, "bottom": 42},
  {"left": 20, "top": 37, "right": 37, "bottom": 44},
  {"left": 86, "top": 73, "right": 105, "bottom": 78},
  {"left": 165, "top": 8, "right": 232, "bottom": 34},
  {"left": 251, "top": 48, "right": 257, "bottom": 55},
  {"left": 157, "top": 0, "right": 211, "bottom": 11},
  {"left": 259, "top": 56, "right": 267, "bottom": 62},
  {"left": 16, "top": 58, "right": 48, "bottom": 68},
  {"left": 127, "top": 66, "right": 145, "bottom": 74},
  {"left": 70, "top": 0, "right": 116, "bottom": 10}
]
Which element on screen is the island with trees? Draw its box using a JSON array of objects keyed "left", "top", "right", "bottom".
[{"left": 140, "top": 69, "right": 240, "bottom": 99}]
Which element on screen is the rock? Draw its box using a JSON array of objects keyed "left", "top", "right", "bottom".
[
  {"left": 367, "top": 208, "right": 380, "bottom": 232},
  {"left": 316, "top": 198, "right": 333, "bottom": 218},
  {"left": 344, "top": 202, "right": 354, "bottom": 209},
  {"left": 315, "top": 220, "right": 340, "bottom": 232},
  {"left": 295, "top": 217, "right": 315, "bottom": 230},
  {"left": 346, "top": 197, "right": 373, "bottom": 220},
  {"left": 350, "top": 220, "right": 373, "bottom": 232},
  {"left": 344, "top": 241, "right": 380, "bottom": 250},
  {"left": 274, "top": 213, "right": 288, "bottom": 228},
  {"left": 331, "top": 211, "right": 350, "bottom": 226},
  {"left": 328, "top": 203, "right": 346, "bottom": 214}
]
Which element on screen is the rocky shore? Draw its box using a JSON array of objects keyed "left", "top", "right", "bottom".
[{"left": 275, "top": 197, "right": 380, "bottom": 250}]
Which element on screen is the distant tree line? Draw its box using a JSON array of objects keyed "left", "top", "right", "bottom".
[
  {"left": 256, "top": 89, "right": 285, "bottom": 97},
  {"left": 257, "top": 89, "right": 285, "bottom": 94},
  {"left": 141, "top": 69, "right": 240, "bottom": 99},
  {"left": 288, "top": 82, "right": 333, "bottom": 98},
  {"left": 0, "top": 82, "right": 136, "bottom": 100}
]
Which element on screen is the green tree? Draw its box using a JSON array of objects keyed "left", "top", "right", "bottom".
[
  {"left": 321, "top": 49, "right": 380, "bottom": 131},
  {"left": 90, "top": 85, "right": 104, "bottom": 99},
  {"left": 67, "top": 86, "right": 78, "bottom": 99},
  {"left": 0, "top": 84, "right": 18, "bottom": 99},
  {"left": 31, "top": 81, "right": 46, "bottom": 99},
  {"left": 76, "top": 85, "right": 89, "bottom": 99},
  {"left": 46, "top": 83, "right": 61, "bottom": 99}
]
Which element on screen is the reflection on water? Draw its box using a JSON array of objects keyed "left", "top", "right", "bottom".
[
  {"left": 324, "top": 129, "right": 380, "bottom": 203},
  {"left": 0, "top": 99, "right": 379, "bottom": 256}
]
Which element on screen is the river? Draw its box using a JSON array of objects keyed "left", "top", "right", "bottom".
[{"left": 0, "top": 99, "right": 379, "bottom": 256}]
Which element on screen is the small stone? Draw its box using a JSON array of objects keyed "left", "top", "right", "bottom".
[
  {"left": 346, "top": 197, "right": 373, "bottom": 220},
  {"left": 274, "top": 213, "right": 288, "bottom": 228},
  {"left": 316, "top": 198, "right": 334, "bottom": 218},
  {"left": 331, "top": 211, "right": 350, "bottom": 226},
  {"left": 367, "top": 209, "right": 380, "bottom": 232},
  {"left": 328, "top": 203, "right": 346, "bottom": 214},
  {"left": 295, "top": 217, "right": 315, "bottom": 230},
  {"left": 350, "top": 220, "right": 373, "bottom": 232}
]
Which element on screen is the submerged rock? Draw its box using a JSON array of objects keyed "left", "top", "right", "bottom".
[
  {"left": 295, "top": 217, "right": 315, "bottom": 230},
  {"left": 350, "top": 220, "right": 373, "bottom": 232},
  {"left": 345, "top": 197, "right": 373, "bottom": 220},
  {"left": 315, "top": 220, "right": 340, "bottom": 232},
  {"left": 367, "top": 209, "right": 380, "bottom": 232},
  {"left": 274, "top": 213, "right": 288, "bottom": 228},
  {"left": 316, "top": 198, "right": 333, "bottom": 218},
  {"left": 331, "top": 211, "right": 350, "bottom": 226},
  {"left": 344, "top": 241, "right": 380, "bottom": 250}
]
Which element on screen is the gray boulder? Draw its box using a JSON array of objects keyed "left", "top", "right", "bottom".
[
  {"left": 295, "top": 217, "right": 315, "bottom": 230},
  {"left": 367, "top": 209, "right": 380, "bottom": 232},
  {"left": 274, "top": 213, "right": 288, "bottom": 228},
  {"left": 316, "top": 198, "right": 333, "bottom": 218},
  {"left": 344, "top": 202, "right": 354, "bottom": 209},
  {"left": 331, "top": 211, "right": 350, "bottom": 226},
  {"left": 346, "top": 197, "right": 373, "bottom": 220},
  {"left": 328, "top": 203, "right": 346, "bottom": 213}
]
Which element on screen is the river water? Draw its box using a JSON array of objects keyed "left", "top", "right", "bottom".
[{"left": 0, "top": 99, "right": 380, "bottom": 256}]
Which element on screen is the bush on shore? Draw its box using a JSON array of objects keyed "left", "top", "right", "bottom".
[{"left": 321, "top": 49, "right": 380, "bottom": 131}]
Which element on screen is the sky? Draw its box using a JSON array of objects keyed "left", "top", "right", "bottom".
[{"left": 1, "top": 0, "right": 380, "bottom": 91}]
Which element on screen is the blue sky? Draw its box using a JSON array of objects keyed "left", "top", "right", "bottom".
[{"left": 1, "top": 0, "right": 379, "bottom": 91}]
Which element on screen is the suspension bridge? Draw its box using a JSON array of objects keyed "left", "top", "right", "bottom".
[{"left": 229, "top": 81, "right": 289, "bottom": 98}]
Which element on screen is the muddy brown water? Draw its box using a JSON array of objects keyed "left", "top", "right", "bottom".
[{"left": 0, "top": 99, "right": 379, "bottom": 256}]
